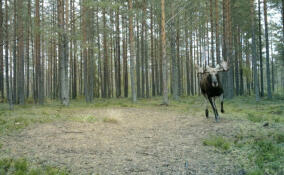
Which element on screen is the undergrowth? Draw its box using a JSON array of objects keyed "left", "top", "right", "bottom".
[{"left": 0, "top": 158, "right": 69, "bottom": 175}]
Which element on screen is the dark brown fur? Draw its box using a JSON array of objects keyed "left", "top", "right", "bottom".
[{"left": 200, "top": 73, "right": 224, "bottom": 122}]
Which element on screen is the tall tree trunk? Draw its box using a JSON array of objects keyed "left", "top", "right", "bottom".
[
  {"left": 234, "top": 27, "right": 240, "bottom": 96},
  {"left": 258, "top": 0, "right": 264, "bottom": 97},
  {"left": 239, "top": 33, "right": 244, "bottom": 95},
  {"left": 58, "top": 0, "right": 69, "bottom": 105},
  {"left": 145, "top": 17, "right": 149, "bottom": 98},
  {"left": 96, "top": 7, "right": 102, "bottom": 98},
  {"left": 103, "top": 7, "right": 109, "bottom": 98},
  {"left": 245, "top": 36, "right": 251, "bottom": 95},
  {"left": 26, "top": 0, "right": 31, "bottom": 99},
  {"left": 150, "top": 5, "right": 155, "bottom": 97},
  {"left": 13, "top": 0, "right": 17, "bottom": 104},
  {"left": 263, "top": 0, "right": 272, "bottom": 99},
  {"left": 161, "top": 0, "right": 168, "bottom": 105},
  {"left": 185, "top": 24, "right": 190, "bottom": 96},
  {"left": 190, "top": 28, "right": 194, "bottom": 95},
  {"left": 17, "top": 0, "right": 25, "bottom": 104},
  {"left": 5, "top": 0, "right": 12, "bottom": 108},
  {"left": 210, "top": 0, "right": 215, "bottom": 66},
  {"left": 136, "top": 15, "right": 141, "bottom": 98},
  {"left": 123, "top": 15, "right": 128, "bottom": 98},
  {"left": 270, "top": 40, "right": 275, "bottom": 92},
  {"left": 0, "top": 0, "right": 3, "bottom": 100},
  {"left": 170, "top": 3, "right": 178, "bottom": 100},
  {"left": 35, "top": 0, "right": 41, "bottom": 104},
  {"left": 128, "top": 0, "right": 136, "bottom": 102},
  {"left": 115, "top": 5, "right": 121, "bottom": 98},
  {"left": 71, "top": 0, "right": 77, "bottom": 99},
  {"left": 215, "top": 0, "right": 220, "bottom": 64},
  {"left": 176, "top": 17, "right": 183, "bottom": 96},
  {"left": 141, "top": 1, "right": 146, "bottom": 98},
  {"left": 250, "top": 0, "right": 260, "bottom": 101}
]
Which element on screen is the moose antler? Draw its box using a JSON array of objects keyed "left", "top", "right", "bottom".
[{"left": 215, "top": 61, "right": 229, "bottom": 72}]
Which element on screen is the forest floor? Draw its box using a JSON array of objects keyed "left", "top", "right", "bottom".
[{"left": 0, "top": 97, "right": 283, "bottom": 175}]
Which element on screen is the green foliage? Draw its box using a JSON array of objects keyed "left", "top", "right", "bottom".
[
  {"left": 0, "top": 158, "right": 69, "bottom": 175},
  {"left": 203, "top": 136, "right": 231, "bottom": 151}
]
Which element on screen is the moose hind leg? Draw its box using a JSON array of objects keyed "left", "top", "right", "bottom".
[{"left": 220, "top": 94, "right": 225, "bottom": 113}]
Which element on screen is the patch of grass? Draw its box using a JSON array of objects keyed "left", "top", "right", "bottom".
[
  {"left": 0, "top": 158, "right": 69, "bottom": 175},
  {"left": 203, "top": 136, "right": 231, "bottom": 151},
  {"left": 247, "top": 113, "right": 264, "bottom": 123},
  {"left": 103, "top": 117, "right": 119, "bottom": 124},
  {"left": 249, "top": 137, "right": 284, "bottom": 175}
]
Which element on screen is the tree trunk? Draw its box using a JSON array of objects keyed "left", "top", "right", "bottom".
[
  {"left": 0, "top": 0, "right": 3, "bottom": 100},
  {"left": 215, "top": 0, "right": 220, "bottom": 64},
  {"left": 123, "top": 15, "right": 128, "bottom": 98},
  {"left": 5, "top": 0, "right": 12, "bottom": 108},
  {"left": 13, "top": 0, "right": 17, "bottom": 104},
  {"left": 17, "top": 0, "right": 25, "bottom": 104},
  {"left": 136, "top": 16, "right": 141, "bottom": 98},
  {"left": 35, "top": 0, "right": 41, "bottom": 104},
  {"left": 150, "top": 5, "right": 155, "bottom": 97},
  {"left": 185, "top": 24, "right": 190, "bottom": 96},
  {"left": 258, "top": 0, "right": 264, "bottom": 97},
  {"left": 210, "top": 0, "right": 215, "bottom": 66},
  {"left": 141, "top": 1, "right": 146, "bottom": 98},
  {"left": 263, "top": 0, "right": 272, "bottom": 99},
  {"left": 115, "top": 5, "right": 121, "bottom": 98},
  {"left": 103, "top": 7, "right": 109, "bottom": 98},
  {"left": 128, "top": 0, "right": 136, "bottom": 102},
  {"left": 170, "top": 3, "right": 178, "bottom": 100},
  {"left": 161, "top": 0, "right": 168, "bottom": 105},
  {"left": 250, "top": 0, "right": 260, "bottom": 101},
  {"left": 58, "top": 0, "right": 69, "bottom": 105}
]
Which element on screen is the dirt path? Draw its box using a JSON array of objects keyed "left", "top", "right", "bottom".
[{"left": 1, "top": 107, "right": 245, "bottom": 175}]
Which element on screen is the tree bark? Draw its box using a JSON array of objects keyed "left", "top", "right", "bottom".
[
  {"left": 250, "top": 0, "right": 260, "bottom": 101},
  {"left": 215, "top": 0, "right": 220, "bottom": 64},
  {"left": 58, "top": 0, "right": 69, "bottom": 105},
  {"left": 258, "top": 0, "right": 264, "bottom": 97},
  {"left": 0, "top": 0, "right": 3, "bottom": 100},
  {"left": 128, "top": 0, "right": 136, "bottom": 102},
  {"left": 263, "top": 0, "right": 272, "bottom": 99},
  {"left": 103, "top": 7, "right": 109, "bottom": 98},
  {"left": 170, "top": 3, "right": 178, "bottom": 100},
  {"left": 161, "top": 0, "right": 168, "bottom": 105}
]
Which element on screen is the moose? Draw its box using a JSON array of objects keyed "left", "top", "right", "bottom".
[{"left": 196, "top": 61, "right": 229, "bottom": 122}]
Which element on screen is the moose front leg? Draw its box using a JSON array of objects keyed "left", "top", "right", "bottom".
[
  {"left": 220, "top": 93, "right": 224, "bottom": 113},
  {"left": 204, "top": 96, "right": 209, "bottom": 118},
  {"left": 208, "top": 97, "right": 219, "bottom": 122}
]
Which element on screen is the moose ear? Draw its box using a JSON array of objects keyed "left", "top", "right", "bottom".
[{"left": 216, "top": 61, "right": 229, "bottom": 72}]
